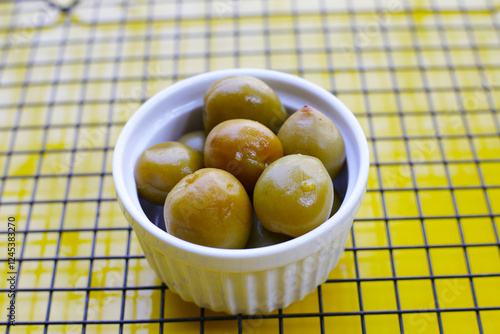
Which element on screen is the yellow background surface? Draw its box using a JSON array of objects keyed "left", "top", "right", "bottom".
[{"left": 1, "top": 0, "right": 499, "bottom": 333}]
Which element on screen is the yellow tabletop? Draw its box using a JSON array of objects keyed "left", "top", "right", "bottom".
[{"left": 1, "top": 0, "right": 499, "bottom": 333}]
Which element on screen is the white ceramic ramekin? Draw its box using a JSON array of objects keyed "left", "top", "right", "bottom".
[{"left": 113, "top": 68, "right": 369, "bottom": 315}]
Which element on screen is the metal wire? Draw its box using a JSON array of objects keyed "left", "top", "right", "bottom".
[{"left": 1, "top": 0, "right": 499, "bottom": 333}]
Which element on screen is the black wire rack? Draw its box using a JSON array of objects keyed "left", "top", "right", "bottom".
[{"left": 1, "top": 0, "right": 499, "bottom": 333}]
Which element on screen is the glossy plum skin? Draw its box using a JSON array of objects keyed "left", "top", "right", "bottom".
[
  {"left": 178, "top": 130, "right": 206, "bottom": 155},
  {"left": 245, "top": 217, "right": 292, "bottom": 248},
  {"left": 135, "top": 142, "right": 203, "bottom": 205},
  {"left": 277, "top": 105, "right": 346, "bottom": 180},
  {"left": 164, "top": 168, "right": 253, "bottom": 249},
  {"left": 203, "top": 76, "right": 288, "bottom": 134},
  {"left": 253, "top": 154, "right": 334, "bottom": 237},
  {"left": 204, "top": 119, "right": 284, "bottom": 193}
]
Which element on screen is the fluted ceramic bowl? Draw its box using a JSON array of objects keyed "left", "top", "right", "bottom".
[{"left": 113, "top": 68, "right": 369, "bottom": 315}]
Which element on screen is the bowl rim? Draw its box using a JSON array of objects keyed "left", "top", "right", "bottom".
[{"left": 113, "top": 68, "right": 369, "bottom": 266}]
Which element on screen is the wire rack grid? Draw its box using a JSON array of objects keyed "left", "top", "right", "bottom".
[{"left": 0, "top": 0, "right": 500, "bottom": 333}]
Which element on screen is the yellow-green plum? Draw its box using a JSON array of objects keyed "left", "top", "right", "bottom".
[
  {"left": 253, "top": 154, "right": 334, "bottom": 237},
  {"left": 330, "top": 188, "right": 343, "bottom": 217},
  {"left": 245, "top": 216, "right": 292, "bottom": 248},
  {"left": 203, "top": 76, "right": 288, "bottom": 133},
  {"left": 164, "top": 168, "right": 253, "bottom": 249},
  {"left": 135, "top": 142, "right": 203, "bottom": 205},
  {"left": 278, "top": 105, "right": 346, "bottom": 180},
  {"left": 204, "top": 119, "right": 283, "bottom": 193}
]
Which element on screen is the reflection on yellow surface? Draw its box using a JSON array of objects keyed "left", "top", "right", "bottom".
[{"left": 0, "top": 1, "right": 499, "bottom": 333}]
